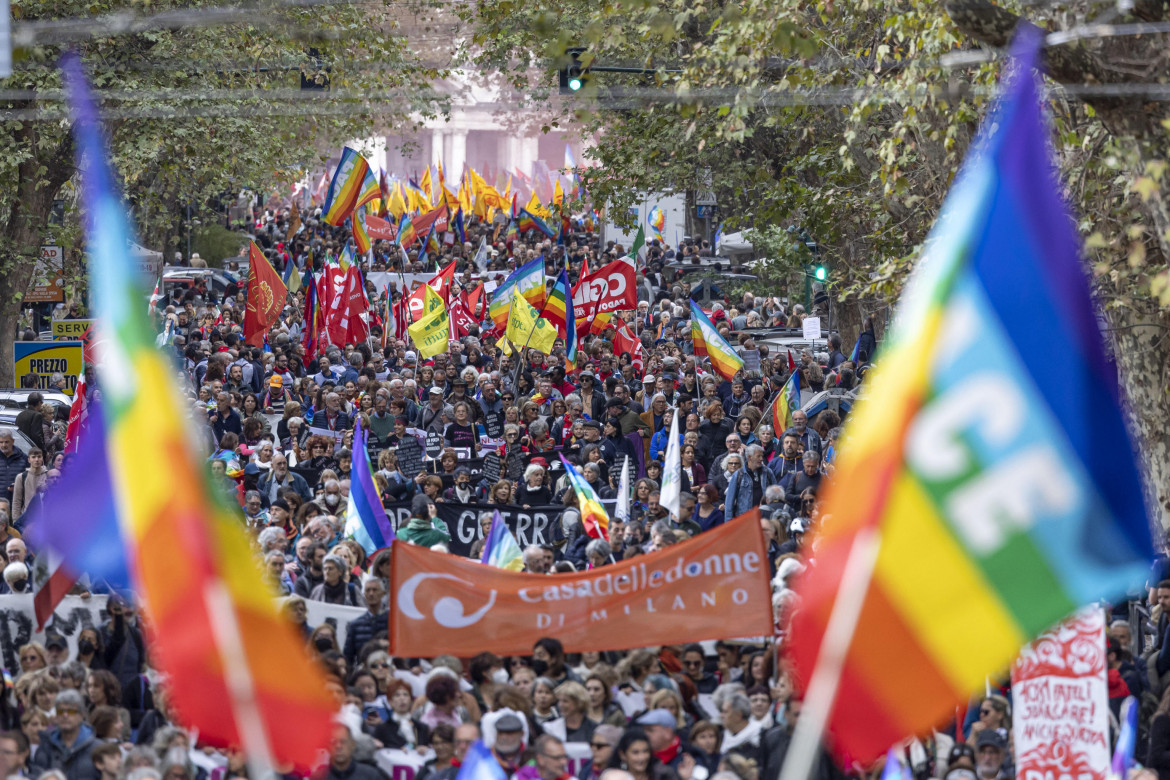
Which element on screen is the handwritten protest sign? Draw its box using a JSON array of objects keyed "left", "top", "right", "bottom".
[{"left": 1011, "top": 608, "right": 1108, "bottom": 780}]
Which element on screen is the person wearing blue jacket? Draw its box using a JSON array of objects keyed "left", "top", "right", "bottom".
[{"left": 725, "top": 445, "right": 778, "bottom": 519}]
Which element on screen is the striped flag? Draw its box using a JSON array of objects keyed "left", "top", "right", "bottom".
[
  {"left": 689, "top": 300, "right": 743, "bottom": 381},
  {"left": 344, "top": 419, "right": 396, "bottom": 554},
  {"left": 480, "top": 510, "right": 523, "bottom": 571},
  {"left": 788, "top": 32, "right": 1154, "bottom": 764}
]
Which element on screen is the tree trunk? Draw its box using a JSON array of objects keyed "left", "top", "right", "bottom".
[
  {"left": 1108, "top": 304, "right": 1170, "bottom": 530},
  {"left": 0, "top": 123, "right": 75, "bottom": 387}
]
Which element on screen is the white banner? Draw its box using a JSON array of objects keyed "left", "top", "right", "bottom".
[
  {"left": 301, "top": 598, "right": 365, "bottom": 652},
  {"left": 0, "top": 594, "right": 109, "bottom": 672},
  {"left": 1011, "top": 608, "right": 1109, "bottom": 780}
]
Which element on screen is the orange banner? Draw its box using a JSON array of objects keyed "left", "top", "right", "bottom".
[{"left": 389, "top": 510, "right": 773, "bottom": 656}]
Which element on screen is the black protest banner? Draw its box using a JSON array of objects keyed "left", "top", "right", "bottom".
[
  {"left": 384, "top": 502, "right": 563, "bottom": 557},
  {"left": 396, "top": 438, "right": 425, "bottom": 477},
  {"left": 481, "top": 453, "right": 502, "bottom": 482}
]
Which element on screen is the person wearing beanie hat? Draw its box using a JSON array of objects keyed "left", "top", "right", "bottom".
[{"left": 398, "top": 494, "right": 452, "bottom": 548}]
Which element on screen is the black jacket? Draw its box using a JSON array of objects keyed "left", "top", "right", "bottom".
[
  {"left": 759, "top": 725, "right": 842, "bottom": 780},
  {"left": 15, "top": 409, "right": 44, "bottom": 451},
  {"left": 343, "top": 610, "right": 388, "bottom": 667},
  {"left": 0, "top": 449, "right": 28, "bottom": 500}
]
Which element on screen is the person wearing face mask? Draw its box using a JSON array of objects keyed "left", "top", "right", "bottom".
[
  {"left": 443, "top": 467, "right": 477, "bottom": 504},
  {"left": 2, "top": 562, "right": 30, "bottom": 594}
]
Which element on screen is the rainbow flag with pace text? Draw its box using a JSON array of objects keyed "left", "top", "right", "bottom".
[
  {"left": 323, "top": 146, "right": 380, "bottom": 226},
  {"left": 789, "top": 31, "right": 1153, "bottom": 763},
  {"left": 690, "top": 300, "right": 743, "bottom": 381},
  {"left": 560, "top": 455, "right": 609, "bottom": 541},
  {"left": 59, "top": 55, "right": 335, "bottom": 770}
]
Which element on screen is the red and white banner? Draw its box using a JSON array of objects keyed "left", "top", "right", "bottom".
[
  {"left": 1011, "top": 608, "right": 1108, "bottom": 780},
  {"left": 572, "top": 256, "right": 636, "bottom": 323},
  {"left": 389, "top": 510, "right": 772, "bottom": 657},
  {"left": 365, "top": 214, "right": 396, "bottom": 241}
]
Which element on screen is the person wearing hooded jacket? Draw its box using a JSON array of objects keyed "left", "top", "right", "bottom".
[{"left": 398, "top": 495, "right": 452, "bottom": 548}]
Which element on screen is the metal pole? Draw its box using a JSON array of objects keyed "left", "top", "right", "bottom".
[{"left": 186, "top": 203, "right": 192, "bottom": 264}]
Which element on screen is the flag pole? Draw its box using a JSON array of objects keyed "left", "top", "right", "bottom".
[
  {"left": 778, "top": 527, "right": 881, "bottom": 780},
  {"left": 204, "top": 582, "right": 278, "bottom": 780}
]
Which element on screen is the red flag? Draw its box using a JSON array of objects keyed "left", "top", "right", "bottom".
[
  {"left": 32, "top": 552, "right": 79, "bottom": 632},
  {"left": 63, "top": 371, "right": 88, "bottom": 455},
  {"left": 787, "top": 349, "right": 796, "bottom": 373},
  {"left": 365, "top": 214, "right": 396, "bottom": 241},
  {"left": 572, "top": 256, "right": 636, "bottom": 325},
  {"left": 322, "top": 263, "right": 350, "bottom": 346},
  {"left": 243, "top": 241, "right": 288, "bottom": 347},
  {"left": 450, "top": 299, "right": 478, "bottom": 338},
  {"left": 463, "top": 284, "right": 484, "bottom": 319},
  {"left": 344, "top": 265, "right": 370, "bottom": 344},
  {"left": 613, "top": 322, "right": 643, "bottom": 373},
  {"left": 411, "top": 204, "right": 448, "bottom": 238}
]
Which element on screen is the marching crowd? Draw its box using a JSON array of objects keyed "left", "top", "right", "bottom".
[{"left": 0, "top": 201, "right": 1158, "bottom": 780}]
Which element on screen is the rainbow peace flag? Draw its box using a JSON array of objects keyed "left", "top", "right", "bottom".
[
  {"left": 480, "top": 510, "right": 523, "bottom": 571},
  {"left": 689, "top": 300, "right": 743, "bottom": 381},
  {"left": 555, "top": 270, "right": 580, "bottom": 370},
  {"left": 790, "top": 31, "right": 1154, "bottom": 763},
  {"left": 543, "top": 268, "right": 571, "bottom": 335},
  {"left": 518, "top": 208, "right": 556, "bottom": 239},
  {"left": 770, "top": 370, "right": 800, "bottom": 432},
  {"left": 648, "top": 206, "right": 665, "bottom": 240},
  {"left": 352, "top": 206, "right": 372, "bottom": 253},
  {"left": 323, "top": 146, "right": 380, "bottom": 226},
  {"left": 515, "top": 255, "right": 547, "bottom": 310},
  {"left": 345, "top": 418, "right": 396, "bottom": 554},
  {"left": 59, "top": 56, "right": 334, "bottom": 769},
  {"left": 395, "top": 213, "right": 417, "bottom": 248},
  {"left": 559, "top": 455, "right": 609, "bottom": 540}
]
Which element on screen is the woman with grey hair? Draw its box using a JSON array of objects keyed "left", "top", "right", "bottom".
[
  {"left": 307, "top": 554, "right": 361, "bottom": 606},
  {"left": 256, "top": 526, "right": 286, "bottom": 555},
  {"left": 515, "top": 462, "right": 551, "bottom": 507},
  {"left": 585, "top": 538, "right": 614, "bottom": 568}
]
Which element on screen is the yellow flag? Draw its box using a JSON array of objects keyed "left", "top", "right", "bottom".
[
  {"left": 525, "top": 192, "right": 550, "bottom": 218},
  {"left": 389, "top": 183, "right": 407, "bottom": 220},
  {"left": 287, "top": 265, "right": 302, "bottom": 294},
  {"left": 422, "top": 284, "right": 444, "bottom": 315},
  {"left": 505, "top": 288, "right": 557, "bottom": 354},
  {"left": 498, "top": 337, "right": 513, "bottom": 356},
  {"left": 407, "top": 304, "right": 449, "bottom": 358},
  {"left": 553, "top": 178, "right": 564, "bottom": 208},
  {"left": 420, "top": 167, "right": 433, "bottom": 200}
]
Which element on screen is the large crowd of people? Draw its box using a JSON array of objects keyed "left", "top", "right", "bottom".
[{"left": 0, "top": 199, "right": 1162, "bottom": 780}]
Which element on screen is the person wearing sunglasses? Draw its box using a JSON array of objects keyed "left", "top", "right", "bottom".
[
  {"left": 580, "top": 724, "right": 623, "bottom": 780},
  {"left": 29, "top": 689, "right": 98, "bottom": 780}
]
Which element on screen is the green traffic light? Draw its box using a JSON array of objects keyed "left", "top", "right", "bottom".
[
  {"left": 814, "top": 265, "right": 827, "bottom": 281},
  {"left": 568, "top": 77, "right": 583, "bottom": 91}
]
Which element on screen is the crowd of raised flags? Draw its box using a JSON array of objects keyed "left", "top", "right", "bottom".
[{"left": 0, "top": 35, "right": 1160, "bottom": 780}]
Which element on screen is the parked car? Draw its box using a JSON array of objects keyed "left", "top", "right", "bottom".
[
  {"left": 0, "top": 411, "right": 40, "bottom": 455},
  {"left": 0, "top": 389, "right": 72, "bottom": 412}
]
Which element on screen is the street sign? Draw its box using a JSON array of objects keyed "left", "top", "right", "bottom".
[
  {"left": 13, "top": 341, "right": 82, "bottom": 396},
  {"left": 51, "top": 319, "right": 93, "bottom": 341},
  {"left": 696, "top": 205, "right": 714, "bottom": 219},
  {"left": 695, "top": 190, "right": 717, "bottom": 206},
  {"left": 27, "top": 245, "right": 65, "bottom": 303}
]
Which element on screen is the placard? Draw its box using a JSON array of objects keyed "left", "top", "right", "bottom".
[
  {"left": 740, "top": 349, "right": 760, "bottom": 372},
  {"left": 396, "top": 437, "right": 425, "bottom": 477},
  {"left": 424, "top": 431, "right": 444, "bottom": 459},
  {"left": 802, "top": 316, "right": 822, "bottom": 340},
  {"left": 484, "top": 412, "right": 503, "bottom": 439},
  {"left": 481, "top": 452, "right": 502, "bottom": 483},
  {"left": 307, "top": 426, "right": 345, "bottom": 447},
  {"left": 13, "top": 341, "right": 82, "bottom": 396},
  {"left": 505, "top": 450, "right": 525, "bottom": 481},
  {"left": 51, "top": 319, "right": 93, "bottom": 341},
  {"left": 1011, "top": 608, "right": 1108, "bottom": 780}
]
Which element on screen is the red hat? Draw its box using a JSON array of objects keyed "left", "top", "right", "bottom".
[{"left": 530, "top": 457, "right": 549, "bottom": 469}]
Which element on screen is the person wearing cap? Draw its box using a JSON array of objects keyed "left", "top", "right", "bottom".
[
  {"left": 974, "top": 729, "right": 1008, "bottom": 780},
  {"left": 635, "top": 709, "right": 682, "bottom": 768},
  {"left": 262, "top": 373, "right": 290, "bottom": 415},
  {"left": 489, "top": 712, "right": 529, "bottom": 776},
  {"left": 416, "top": 386, "right": 453, "bottom": 434}
]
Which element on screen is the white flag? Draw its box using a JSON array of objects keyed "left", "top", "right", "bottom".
[
  {"left": 473, "top": 236, "right": 489, "bottom": 272},
  {"left": 615, "top": 455, "right": 631, "bottom": 521},
  {"left": 660, "top": 409, "right": 681, "bottom": 519}
]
